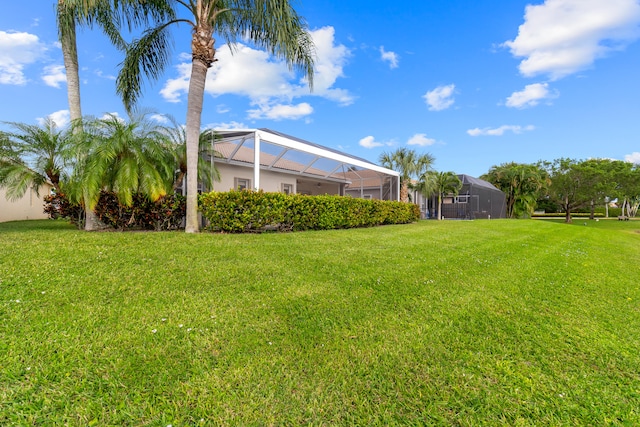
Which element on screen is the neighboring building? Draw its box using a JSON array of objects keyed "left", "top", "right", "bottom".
[
  {"left": 0, "top": 183, "right": 53, "bottom": 223},
  {"left": 415, "top": 174, "right": 507, "bottom": 219},
  {"left": 204, "top": 129, "right": 400, "bottom": 200}
]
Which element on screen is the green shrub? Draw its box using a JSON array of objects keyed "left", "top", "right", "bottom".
[
  {"left": 200, "top": 190, "right": 287, "bottom": 233},
  {"left": 532, "top": 212, "right": 604, "bottom": 218},
  {"left": 200, "top": 190, "right": 419, "bottom": 233},
  {"left": 44, "top": 191, "right": 186, "bottom": 231},
  {"left": 94, "top": 191, "right": 186, "bottom": 231},
  {"left": 594, "top": 206, "right": 622, "bottom": 217},
  {"left": 43, "top": 193, "right": 84, "bottom": 226}
]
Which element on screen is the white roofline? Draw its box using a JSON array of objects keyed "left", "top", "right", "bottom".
[{"left": 214, "top": 129, "right": 400, "bottom": 178}]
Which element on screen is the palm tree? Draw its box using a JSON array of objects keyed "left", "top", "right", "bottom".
[
  {"left": 162, "top": 120, "right": 221, "bottom": 192},
  {"left": 482, "top": 162, "right": 548, "bottom": 218},
  {"left": 422, "top": 171, "right": 462, "bottom": 220},
  {"left": 0, "top": 119, "right": 72, "bottom": 200},
  {"left": 56, "top": 0, "right": 173, "bottom": 230},
  {"left": 68, "top": 112, "right": 175, "bottom": 210},
  {"left": 379, "top": 148, "right": 435, "bottom": 203},
  {"left": 115, "top": 0, "right": 315, "bottom": 233}
]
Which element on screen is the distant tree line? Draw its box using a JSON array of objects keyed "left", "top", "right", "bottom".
[
  {"left": 481, "top": 159, "right": 640, "bottom": 222},
  {"left": 377, "top": 148, "right": 639, "bottom": 223}
]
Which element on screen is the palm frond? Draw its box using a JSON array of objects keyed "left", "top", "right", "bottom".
[{"left": 116, "top": 22, "right": 178, "bottom": 112}]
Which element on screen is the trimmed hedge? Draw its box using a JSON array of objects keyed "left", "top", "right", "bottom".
[
  {"left": 199, "top": 190, "right": 420, "bottom": 233},
  {"left": 532, "top": 212, "right": 605, "bottom": 218}
]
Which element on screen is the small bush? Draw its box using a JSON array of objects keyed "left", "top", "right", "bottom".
[
  {"left": 94, "top": 191, "right": 186, "bottom": 231},
  {"left": 200, "top": 190, "right": 419, "bottom": 233},
  {"left": 43, "top": 193, "right": 85, "bottom": 227},
  {"left": 44, "top": 191, "right": 186, "bottom": 231}
]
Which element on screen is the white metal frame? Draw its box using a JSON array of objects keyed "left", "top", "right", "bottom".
[{"left": 211, "top": 129, "right": 401, "bottom": 201}]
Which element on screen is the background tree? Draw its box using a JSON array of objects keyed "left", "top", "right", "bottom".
[
  {"left": 574, "top": 159, "right": 627, "bottom": 219},
  {"left": 0, "top": 119, "right": 72, "bottom": 200},
  {"left": 481, "top": 162, "right": 548, "bottom": 218},
  {"left": 379, "top": 148, "right": 435, "bottom": 203},
  {"left": 421, "top": 170, "right": 462, "bottom": 220},
  {"left": 540, "top": 158, "right": 593, "bottom": 223},
  {"left": 616, "top": 162, "right": 640, "bottom": 218},
  {"left": 116, "top": 0, "right": 315, "bottom": 233}
]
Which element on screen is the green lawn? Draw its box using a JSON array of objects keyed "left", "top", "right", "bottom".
[{"left": 1, "top": 219, "right": 639, "bottom": 426}]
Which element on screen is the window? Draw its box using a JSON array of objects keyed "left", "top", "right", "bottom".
[
  {"left": 282, "top": 183, "right": 294, "bottom": 194},
  {"left": 363, "top": 194, "right": 372, "bottom": 200},
  {"left": 234, "top": 178, "right": 251, "bottom": 190},
  {"left": 456, "top": 195, "right": 469, "bottom": 204}
]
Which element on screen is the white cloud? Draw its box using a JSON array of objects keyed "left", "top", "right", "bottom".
[
  {"left": 0, "top": 30, "right": 48, "bottom": 85},
  {"left": 247, "top": 102, "right": 313, "bottom": 120},
  {"left": 505, "top": 82, "right": 557, "bottom": 108},
  {"left": 216, "top": 104, "right": 230, "bottom": 114},
  {"left": 504, "top": 0, "right": 640, "bottom": 79},
  {"left": 100, "top": 112, "right": 125, "bottom": 123},
  {"left": 407, "top": 133, "right": 437, "bottom": 147},
  {"left": 467, "top": 125, "right": 535, "bottom": 137},
  {"left": 359, "top": 136, "right": 384, "bottom": 149},
  {"left": 150, "top": 113, "right": 170, "bottom": 124},
  {"left": 160, "top": 62, "right": 195, "bottom": 103},
  {"left": 306, "top": 26, "right": 354, "bottom": 105},
  {"left": 37, "top": 109, "right": 70, "bottom": 128},
  {"left": 423, "top": 84, "right": 456, "bottom": 111},
  {"left": 625, "top": 152, "right": 640, "bottom": 164},
  {"left": 160, "top": 26, "right": 354, "bottom": 118},
  {"left": 380, "top": 46, "right": 399, "bottom": 69},
  {"left": 42, "top": 64, "right": 66, "bottom": 88},
  {"left": 209, "top": 121, "right": 248, "bottom": 130},
  {"left": 95, "top": 69, "right": 116, "bottom": 80}
]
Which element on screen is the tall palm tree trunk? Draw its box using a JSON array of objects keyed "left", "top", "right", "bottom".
[
  {"left": 185, "top": 18, "right": 215, "bottom": 233},
  {"left": 400, "top": 181, "right": 409, "bottom": 203},
  {"left": 60, "top": 11, "right": 82, "bottom": 125},
  {"left": 59, "top": 2, "right": 99, "bottom": 231}
]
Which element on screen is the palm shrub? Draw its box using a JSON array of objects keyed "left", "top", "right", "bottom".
[
  {"left": 67, "top": 112, "right": 175, "bottom": 211},
  {"left": 0, "top": 119, "right": 71, "bottom": 199}
]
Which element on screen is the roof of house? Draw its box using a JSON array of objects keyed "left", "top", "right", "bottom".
[
  {"left": 211, "top": 128, "right": 399, "bottom": 184},
  {"left": 458, "top": 174, "right": 502, "bottom": 192}
]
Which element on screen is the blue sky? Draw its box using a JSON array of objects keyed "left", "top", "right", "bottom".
[{"left": 1, "top": 0, "right": 639, "bottom": 177}]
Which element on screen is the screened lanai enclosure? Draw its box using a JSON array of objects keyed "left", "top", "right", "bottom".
[
  {"left": 201, "top": 129, "right": 400, "bottom": 200},
  {"left": 422, "top": 174, "right": 506, "bottom": 220}
]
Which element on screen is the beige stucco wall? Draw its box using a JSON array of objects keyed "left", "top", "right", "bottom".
[
  {"left": 211, "top": 163, "right": 341, "bottom": 196},
  {"left": 0, "top": 184, "right": 52, "bottom": 222},
  {"left": 213, "top": 163, "right": 298, "bottom": 193}
]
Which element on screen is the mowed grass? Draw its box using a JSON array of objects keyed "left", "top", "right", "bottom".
[{"left": 1, "top": 219, "right": 639, "bottom": 426}]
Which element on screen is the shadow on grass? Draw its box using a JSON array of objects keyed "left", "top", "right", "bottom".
[{"left": 0, "top": 219, "right": 77, "bottom": 233}]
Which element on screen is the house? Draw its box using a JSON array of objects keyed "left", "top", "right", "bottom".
[
  {"left": 415, "top": 174, "right": 507, "bottom": 219},
  {"left": 2, "top": 129, "right": 400, "bottom": 222},
  {"left": 204, "top": 129, "right": 400, "bottom": 200},
  {"left": 0, "top": 183, "right": 53, "bottom": 223}
]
